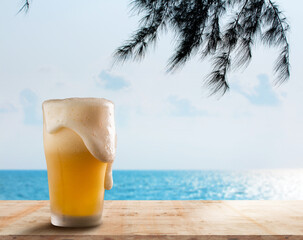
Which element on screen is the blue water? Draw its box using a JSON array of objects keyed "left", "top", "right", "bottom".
[{"left": 0, "top": 170, "right": 303, "bottom": 200}]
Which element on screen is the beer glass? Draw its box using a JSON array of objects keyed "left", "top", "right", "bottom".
[{"left": 42, "top": 98, "right": 116, "bottom": 227}]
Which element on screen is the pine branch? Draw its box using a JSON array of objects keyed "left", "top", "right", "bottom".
[
  {"left": 18, "top": 0, "right": 30, "bottom": 14},
  {"left": 233, "top": 0, "right": 264, "bottom": 70},
  {"left": 114, "top": 0, "right": 169, "bottom": 63},
  {"left": 205, "top": 0, "right": 250, "bottom": 95},
  {"left": 205, "top": 52, "right": 230, "bottom": 95},
  {"left": 16, "top": 0, "right": 291, "bottom": 96},
  {"left": 201, "top": 0, "right": 225, "bottom": 58},
  {"left": 111, "top": 0, "right": 291, "bottom": 95},
  {"left": 263, "top": 0, "right": 290, "bottom": 84},
  {"left": 167, "top": 0, "right": 212, "bottom": 71}
]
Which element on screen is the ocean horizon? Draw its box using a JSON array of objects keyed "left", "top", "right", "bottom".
[{"left": 1, "top": 169, "right": 303, "bottom": 200}]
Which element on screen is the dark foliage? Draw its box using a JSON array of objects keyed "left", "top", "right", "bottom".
[
  {"left": 18, "top": 0, "right": 30, "bottom": 14},
  {"left": 21, "top": 0, "right": 290, "bottom": 95},
  {"left": 113, "top": 0, "right": 290, "bottom": 95}
]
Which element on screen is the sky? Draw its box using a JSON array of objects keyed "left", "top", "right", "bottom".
[{"left": 0, "top": 0, "right": 302, "bottom": 170}]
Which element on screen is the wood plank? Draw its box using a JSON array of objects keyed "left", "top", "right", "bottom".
[{"left": 0, "top": 200, "right": 302, "bottom": 239}]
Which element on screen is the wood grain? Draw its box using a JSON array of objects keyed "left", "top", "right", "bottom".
[{"left": 0, "top": 200, "right": 302, "bottom": 239}]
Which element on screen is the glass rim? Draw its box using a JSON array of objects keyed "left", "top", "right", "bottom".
[{"left": 42, "top": 97, "right": 114, "bottom": 108}]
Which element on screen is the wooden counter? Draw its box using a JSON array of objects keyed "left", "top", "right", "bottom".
[{"left": 0, "top": 200, "right": 302, "bottom": 239}]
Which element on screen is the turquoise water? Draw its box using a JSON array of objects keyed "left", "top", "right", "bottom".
[{"left": 0, "top": 170, "right": 303, "bottom": 200}]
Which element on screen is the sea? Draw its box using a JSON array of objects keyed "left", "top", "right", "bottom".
[{"left": 0, "top": 169, "right": 303, "bottom": 200}]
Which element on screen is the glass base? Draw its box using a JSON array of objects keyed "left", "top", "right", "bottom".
[{"left": 51, "top": 212, "right": 102, "bottom": 227}]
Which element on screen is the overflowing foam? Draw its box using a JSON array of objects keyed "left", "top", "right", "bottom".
[{"left": 42, "top": 98, "right": 116, "bottom": 190}]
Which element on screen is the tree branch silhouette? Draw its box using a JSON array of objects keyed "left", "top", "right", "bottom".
[
  {"left": 19, "top": 0, "right": 290, "bottom": 95},
  {"left": 18, "top": 0, "right": 30, "bottom": 14},
  {"left": 264, "top": 0, "right": 290, "bottom": 84},
  {"left": 205, "top": 0, "right": 250, "bottom": 95},
  {"left": 114, "top": 0, "right": 290, "bottom": 95}
]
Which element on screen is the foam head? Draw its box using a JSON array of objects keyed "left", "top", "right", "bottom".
[{"left": 42, "top": 97, "right": 116, "bottom": 190}]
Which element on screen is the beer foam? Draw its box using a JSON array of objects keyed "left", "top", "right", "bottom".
[{"left": 42, "top": 98, "right": 116, "bottom": 190}]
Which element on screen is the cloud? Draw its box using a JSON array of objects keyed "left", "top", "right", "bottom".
[
  {"left": 233, "top": 74, "right": 280, "bottom": 106},
  {"left": 0, "top": 103, "right": 17, "bottom": 113},
  {"left": 19, "top": 89, "right": 42, "bottom": 125},
  {"left": 168, "top": 95, "right": 207, "bottom": 117},
  {"left": 97, "top": 70, "right": 130, "bottom": 90}
]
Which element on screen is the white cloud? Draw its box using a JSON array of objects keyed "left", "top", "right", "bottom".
[
  {"left": 167, "top": 95, "right": 207, "bottom": 117},
  {"left": 232, "top": 74, "right": 281, "bottom": 106},
  {"left": 0, "top": 102, "right": 17, "bottom": 113},
  {"left": 96, "top": 70, "right": 130, "bottom": 90}
]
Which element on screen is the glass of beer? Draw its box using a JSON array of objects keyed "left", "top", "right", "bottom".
[{"left": 42, "top": 98, "right": 116, "bottom": 227}]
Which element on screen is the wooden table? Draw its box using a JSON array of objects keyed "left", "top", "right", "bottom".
[{"left": 0, "top": 200, "right": 302, "bottom": 239}]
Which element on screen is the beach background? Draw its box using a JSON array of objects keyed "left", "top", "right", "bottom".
[
  {"left": 1, "top": 170, "right": 303, "bottom": 200},
  {"left": 1, "top": 0, "right": 303, "bottom": 201}
]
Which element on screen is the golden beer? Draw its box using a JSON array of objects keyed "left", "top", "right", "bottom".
[{"left": 43, "top": 98, "right": 116, "bottom": 227}]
